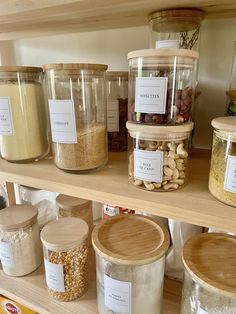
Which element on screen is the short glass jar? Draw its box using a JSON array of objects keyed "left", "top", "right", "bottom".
[
  {"left": 0, "top": 205, "right": 42, "bottom": 276},
  {"left": 92, "top": 215, "right": 170, "bottom": 314},
  {"left": 44, "top": 63, "right": 108, "bottom": 173},
  {"left": 181, "top": 233, "right": 236, "bottom": 314},
  {"left": 41, "top": 217, "right": 89, "bottom": 301},
  {"left": 209, "top": 117, "right": 236, "bottom": 207},
  {"left": 127, "top": 121, "right": 194, "bottom": 191},
  {"left": 0, "top": 66, "right": 49, "bottom": 162}
]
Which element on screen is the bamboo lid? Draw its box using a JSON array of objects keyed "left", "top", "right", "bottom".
[
  {"left": 43, "top": 63, "right": 108, "bottom": 72},
  {"left": 211, "top": 116, "right": 236, "bottom": 133},
  {"left": 183, "top": 233, "right": 236, "bottom": 297},
  {"left": 226, "top": 90, "right": 236, "bottom": 100},
  {"left": 106, "top": 71, "right": 128, "bottom": 78},
  {"left": 0, "top": 66, "right": 43, "bottom": 73},
  {"left": 128, "top": 48, "right": 198, "bottom": 60},
  {"left": 56, "top": 194, "right": 91, "bottom": 211},
  {"left": 92, "top": 215, "right": 170, "bottom": 265}
]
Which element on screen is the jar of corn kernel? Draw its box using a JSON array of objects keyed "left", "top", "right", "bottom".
[{"left": 41, "top": 217, "right": 89, "bottom": 301}]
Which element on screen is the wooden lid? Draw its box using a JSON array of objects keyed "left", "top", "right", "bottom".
[
  {"left": 41, "top": 217, "right": 88, "bottom": 251},
  {"left": 92, "top": 215, "right": 170, "bottom": 265},
  {"left": 106, "top": 71, "right": 128, "bottom": 78},
  {"left": 183, "top": 233, "right": 236, "bottom": 297},
  {"left": 0, "top": 205, "right": 38, "bottom": 231},
  {"left": 128, "top": 48, "right": 199, "bottom": 60},
  {"left": 211, "top": 116, "right": 236, "bottom": 133},
  {"left": 0, "top": 66, "right": 43, "bottom": 73},
  {"left": 226, "top": 90, "right": 236, "bottom": 100},
  {"left": 56, "top": 194, "right": 91, "bottom": 211},
  {"left": 43, "top": 63, "right": 108, "bottom": 71}
]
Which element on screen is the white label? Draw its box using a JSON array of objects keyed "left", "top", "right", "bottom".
[
  {"left": 0, "top": 97, "right": 14, "bottom": 135},
  {"left": 224, "top": 155, "right": 236, "bottom": 193},
  {"left": 134, "top": 149, "right": 163, "bottom": 182},
  {"left": 103, "top": 204, "right": 119, "bottom": 217},
  {"left": 0, "top": 241, "right": 14, "bottom": 267},
  {"left": 44, "top": 258, "right": 65, "bottom": 292},
  {"left": 107, "top": 100, "right": 119, "bottom": 132},
  {"left": 48, "top": 99, "right": 77, "bottom": 143},
  {"left": 198, "top": 308, "right": 209, "bottom": 314},
  {"left": 135, "top": 77, "right": 168, "bottom": 114},
  {"left": 104, "top": 274, "right": 131, "bottom": 314}
]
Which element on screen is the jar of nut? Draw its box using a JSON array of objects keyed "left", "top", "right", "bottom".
[
  {"left": 127, "top": 121, "right": 194, "bottom": 191},
  {"left": 41, "top": 217, "right": 89, "bottom": 301}
]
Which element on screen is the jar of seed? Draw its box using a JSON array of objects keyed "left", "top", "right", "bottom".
[{"left": 41, "top": 217, "right": 89, "bottom": 301}]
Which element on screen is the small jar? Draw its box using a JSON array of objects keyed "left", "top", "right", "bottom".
[
  {"left": 209, "top": 117, "right": 236, "bottom": 207},
  {"left": 0, "top": 66, "right": 49, "bottom": 162},
  {"left": 41, "top": 217, "right": 89, "bottom": 301},
  {"left": 44, "top": 63, "right": 108, "bottom": 173},
  {"left": 92, "top": 215, "right": 170, "bottom": 314},
  {"left": 0, "top": 205, "right": 42, "bottom": 276},
  {"left": 181, "top": 233, "right": 236, "bottom": 313},
  {"left": 127, "top": 121, "right": 194, "bottom": 191},
  {"left": 102, "top": 203, "right": 135, "bottom": 219},
  {"left": 106, "top": 71, "right": 128, "bottom": 152}
]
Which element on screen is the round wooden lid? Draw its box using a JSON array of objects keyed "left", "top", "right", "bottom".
[
  {"left": 0, "top": 205, "right": 38, "bottom": 231},
  {"left": 43, "top": 63, "right": 108, "bottom": 71},
  {"left": 211, "top": 116, "right": 236, "bottom": 133},
  {"left": 41, "top": 217, "right": 88, "bottom": 251},
  {"left": 56, "top": 194, "right": 91, "bottom": 211},
  {"left": 127, "top": 121, "right": 194, "bottom": 133},
  {"left": 128, "top": 48, "right": 199, "bottom": 60},
  {"left": 183, "top": 233, "right": 236, "bottom": 297},
  {"left": 92, "top": 215, "right": 170, "bottom": 265},
  {"left": 0, "top": 66, "right": 43, "bottom": 73}
]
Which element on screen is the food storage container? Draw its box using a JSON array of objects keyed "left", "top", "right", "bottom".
[
  {"left": 0, "top": 205, "right": 42, "bottom": 276},
  {"left": 0, "top": 66, "right": 49, "bottom": 162},
  {"left": 127, "top": 121, "right": 194, "bottom": 191},
  {"left": 92, "top": 215, "right": 170, "bottom": 314},
  {"left": 226, "top": 41, "right": 236, "bottom": 116},
  {"left": 102, "top": 203, "right": 135, "bottom": 219},
  {"left": 181, "top": 233, "right": 236, "bottom": 314},
  {"left": 41, "top": 217, "right": 89, "bottom": 301},
  {"left": 209, "top": 117, "right": 236, "bottom": 207},
  {"left": 106, "top": 71, "right": 128, "bottom": 152},
  {"left": 44, "top": 63, "right": 108, "bottom": 173},
  {"left": 128, "top": 49, "right": 198, "bottom": 125},
  {"left": 226, "top": 91, "right": 236, "bottom": 116}
]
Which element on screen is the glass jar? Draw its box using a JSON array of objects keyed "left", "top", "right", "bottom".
[
  {"left": 102, "top": 203, "right": 135, "bottom": 219},
  {"left": 0, "top": 205, "right": 42, "bottom": 276},
  {"left": 226, "top": 91, "right": 236, "bottom": 116},
  {"left": 128, "top": 49, "right": 198, "bottom": 125},
  {"left": 209, "top": 117, "right": 236, "bottom": 207},
  {"left": 181, "top": 233, "right": 236, "bottom": 314},
  {"left": 127, "top": 121, "right": 194, "bottom": 191},
  {"left": 106, "top": 71, "right": 128, "bottom": 152},
  {"left": 44, "top": 63, "right": 108, "bottom": 173},
  {"left": 92, "top": 215, "right": 170, "bottom": 314},
  {"left": 41, "top": 217, "right": 89, "bottom": 301},
  {"left": 0, "top": 66, "right": 49, "bottom": 162}
]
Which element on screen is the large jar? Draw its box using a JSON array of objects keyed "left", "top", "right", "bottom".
[
  {"left": 209, "top": 117, "right": 236, "bottom": 207},
  {"left": 181, "top": 233, "right": 236, "bottom": 314},
  {"left": 127, "top": 121, "right": 194, "bottom": 191},
  {"left": 128, "top": 49, "right": 198, "bottom": 125},
  {"left": 106, "top": 71, "right": 128, "bottom": 152},
  {"left": 41, "top": 217, "right": 89, "bottom": 301},
  {"left": 0, "top": 66, "right": 49, "bottom": 162},
  {"left": 44, "top": 63, "right": 108, "bottom": 173},
  {"left": 0, "top": 205, "right": 42, "bottom": 276},
  {"left": 92, "top": 215, "right": 170, "bottom": 314}
]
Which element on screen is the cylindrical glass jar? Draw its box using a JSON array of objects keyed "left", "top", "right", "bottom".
[
  {"left": 226, "top": 91, "right": 236, "bottom": 116},
  {"left": 106, "top": 71, "right": 128, "bottom": 152},
  {"left": 44, "top": 63, "right": 108, "bottom": 173},
  {"left": 92, "top": 215, "right": 170, "bottom": 314},
  {"left": 0, "top": 205, "right": 42, "bottom": 276},
  {"left": 127, "top": 121, "right": 194, "bottom": 191},
  {"left": 0, "top": 66, "right": 49, "bottom": 162},
  {"left": 41, "top": 217, "right": 89, "bottom": 301},
  {"left": 128, "top": 49, "right": 198, "bottom": 125},
  {"left": 181, "top": 233, "right": 236, "bottom": 314},
  {"left": 209, "top": 117, "right": 236, "bottom": 207}
]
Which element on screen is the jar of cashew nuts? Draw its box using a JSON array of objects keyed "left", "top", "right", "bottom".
[{"left": 127, "top": 121, "right": 194, "bottom": 191}]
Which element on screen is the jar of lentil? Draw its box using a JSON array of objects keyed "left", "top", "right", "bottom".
[
  {"left": 209, "top": 117, "right": 236, "bottom": 207},
  {"left": 0, "top": 205, "right": 42, "bottom": 276},
  {"left": 181, "top": 233, "right": 236, "bottom": 314},
  {"left": 128, "top": 48, "right": 198, "bottom": 125},
  {"left": 92, "top": 215, "right": 170, "bottom": 314},
  {"left": 127, "top": 121, "right": 194, "bottom": 191},
  {"left": 44, "top": 63, "right": 108, "bottom": 173},
  {"left": 41, "top": 217, "right": 89, "bottom": 301},
  {"left": 0, "top": 66, "right": 49, "bottom": 162}
]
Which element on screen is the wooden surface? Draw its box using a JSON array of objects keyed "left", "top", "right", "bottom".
[{"left": 5, "top": 182, "right": 16, "bottom": 206}]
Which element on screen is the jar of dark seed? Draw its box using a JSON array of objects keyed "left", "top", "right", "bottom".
[{"left": 128, "top": 48, "right": 198, "bottom": 125}]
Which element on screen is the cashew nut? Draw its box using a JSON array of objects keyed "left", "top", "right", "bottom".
[
  {"left": 144, "top": 181, "right": 155, "bottom": 191},
  {"left": 172, "top": 168, "right": 179, "bottom": 180},
  {"left": 167, "top": 142, "right": 176, "bottom": 152},
  {"left": 176, "top": 163, "right": 186, "bottom": 171},
  {"left": 134, "top": 179, "right": 143, "bottom": 186},
  {"left": 163, "top": 183, "right": 179, "bottom": 190},
  {"left": 168, "top": 150, "right": 179, "bottom": 160},
  {"left": 176, "top": 143, "right": 188, "bottom": 158},
  {"left": 153, "top": 183, "right": 162, "bottom": 189},
  {"left": 163, "top": 175, "right": 172, "bottom": 181},
  {"left": 170, "top": 179, "right": 184, "bottom": 185},
  {"left": 167, "top": 157, "right": 176, "bottom": 170},
  {"left": 164, "top": 166, "right": 173, "bottom": 177}
]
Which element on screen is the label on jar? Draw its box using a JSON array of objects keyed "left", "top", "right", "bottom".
[
  {"left": 104, "top": 274, "right": 131, "bottom": 314},
  {"left": 134, "top": 149, "right": 163, "bottom": 182},
  {"left": 135, "top": 77, "right": 168, "bottom": 114},
  {"left": 224, "top": 155, "right": 236, "bottom": 193},
  {"left": 0, "top": 241, "right": 14, "bottom": 267},
  {"left": 0, "top": 97, "right": 14, "bottom": 135},
  {"left": 44, "top": 258, "right": 65, "bottom": 292},
  {"left": 198, "top": 308, "right": 209, "bottom": 314},
  {"left": 48, "top": 99, "right": 77, "bottom": 144},
  {"left": 107, "top": 100, "right": 119, "bottom": 132}
]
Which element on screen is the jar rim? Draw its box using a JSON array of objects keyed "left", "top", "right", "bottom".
[
  {"left": 212, "top": 116, "right": 236, "bottom": 133},
  {"left": 126, "top": 121, "right": 194, "bottom": 134},
  {"left": 0, "top": 66, "right": 43, "bottom": 73},
  {"left": 43, "top": 63, "right": 108, "bottom": 72},
  {"left": 128, "top": 48, "right": 199, "bottom": 60}
]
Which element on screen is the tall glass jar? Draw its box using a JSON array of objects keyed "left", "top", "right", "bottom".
[
  {"left": 44, "top": 63, "right": 108, "bottom": 173},
  {"left": 0, "top": 66, "right": 49, "bottom": 162}
]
